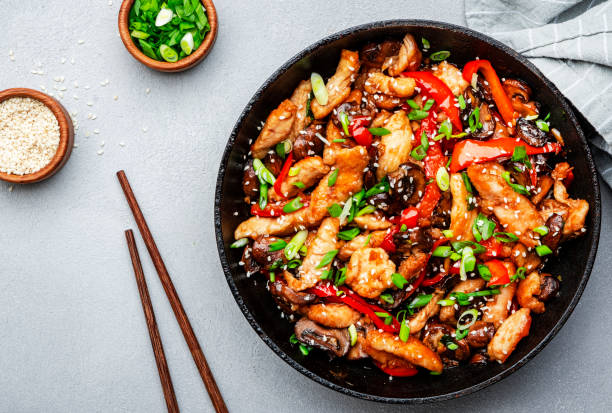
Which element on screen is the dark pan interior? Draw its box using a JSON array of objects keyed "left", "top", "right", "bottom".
[{"left": 215, "top": 21, "right": 601, "bottom": 403}]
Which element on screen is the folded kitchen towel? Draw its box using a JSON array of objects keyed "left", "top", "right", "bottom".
[{"left": 465, "top": 0, "right": 612, "bottom": 186}]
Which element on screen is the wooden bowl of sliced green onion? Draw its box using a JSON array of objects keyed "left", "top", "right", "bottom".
[{"left": 118, "top": 0, "right": 218, "bottom": 72}]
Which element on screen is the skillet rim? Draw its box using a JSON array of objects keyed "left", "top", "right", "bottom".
[{"left": 214, "top": 19, "right": 601, "bottom": 404}]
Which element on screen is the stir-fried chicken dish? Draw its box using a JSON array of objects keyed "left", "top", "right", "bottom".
[{"left": 231, "top": 34, "right": 589, "bottom": 377}]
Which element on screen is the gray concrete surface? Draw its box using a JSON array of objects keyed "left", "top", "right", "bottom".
[{"left": 1, "top": 1, "right": 611, "bottom": 411}]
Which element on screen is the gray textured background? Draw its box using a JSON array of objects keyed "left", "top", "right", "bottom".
[{"left": 1, "top": 1, "right": 611, "bottom": 412}]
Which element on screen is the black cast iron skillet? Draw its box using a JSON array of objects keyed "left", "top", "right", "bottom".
[{"left": 215, "top": 20, "right": 601, "bottom": 403}]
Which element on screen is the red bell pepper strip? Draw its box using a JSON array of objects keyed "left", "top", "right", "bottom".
[
  {"left": 273, "top": 152, "right": 294, "bottom": 198},
  {"left": 380, "top": 227, "right": 399, "bottom": 253},
  {"left": 402, "top": 71, "right": 462, "bottom": 131},
  {"left": 250, "top": 196, "right": 309, "bottom": 217},
  {"left": 349, "top": 116, "right": 373, "bottom": 147},
  {"left": 485, "top": 260, "right": 510, "bottom": 287},
  {"left": 400, "top": 207, "right": 419, "bottom": 228},
  {"left": 564, "top": 169, "right": 574, "bottom": 187},
  {"left": 373, "top": 361, "right": 419, "bottom": 377},
  {"left": 449, "top": 138, "right": 562, "bottom": 173},
  {"left": 462, "top": 59, "right": 517, "bottom": 126},
  {"left": 307, "top": 283, "right": 400, "bottom": 333},
  {"left": 418, "top": 239, "right": 449, "bottom": 287},
  {"left": 417, "top": 183, "right": 442, "bottom": 218},
  {"left": 421, "top": 272, "right": 446, "bottom": 287},
  {"left": 529, "top": 160, "right": 538, "bottom": 188}
]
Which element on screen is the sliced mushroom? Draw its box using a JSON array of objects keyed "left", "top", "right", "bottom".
[
  {"left": 382, "top": 33, "right": 422, "bottom": 76},
  {"left": 516, "top": 118, "right": 549, "bottom": 147},
  {"left": 251, "top": 235, "right": 286, "bottom": 269},
  {"left": 269, "top": 281, "right": 317, "bottom": 307},
  {"left": 293, "top": 122, "right": 326, "bottom": 160},
  {"left": 241, "top": 244, "right": 260, "bottom": 276},
  {"left": 294, "top": 317, "right": 350, "bottom": 357},
  {"left": 538, "top": 275, "right": 560, "bottom": 302},
  {"left": 503, "top": 79, "right": 539, "bottom": 117},
  {"left": 541, "top": 213, "right": 564, "bottom": 253},
  {"left": 470, "top": 103, "right": 495, "bottom": 140},
  {"left": 422, "top": 320, "right": 471, "bottom": 362},
  {"left": 466, "top": 321, "right": 496, "bottom": 348},
  {"left": 388, "top": 162, "right": 427, "bottom": 207},
  {"left": 242, "top": 160, "right": 259, "bottom": 202},
  {"left": 361, "top": 40, "right": 401, "bottom": 70}
]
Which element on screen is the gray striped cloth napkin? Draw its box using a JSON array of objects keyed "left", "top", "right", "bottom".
[{"left": 465, "top": 0, "right": 612, "bottom": 186}]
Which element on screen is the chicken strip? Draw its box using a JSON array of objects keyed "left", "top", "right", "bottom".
[
  {"left": 382, "top": 33, "right": 422, "bottom": 76},
  {"left": 376, "top": 110, "right": 413, "bottom": 180},
  {"left": 234, "top": 146, "right": 368, "bottom": 239},
  {"left": 432, "top": 61, "right": 469, "bottom": 96},
  {"left": 408, "top": 290, "right": 444, "bottom": 334},
  {"left": 488, "top": 308, "right": 531, "bottom": 363},
  {"left": 468, "top": 162, "right": 544, "bottom": 248},
  {"left": 482, "top": 275, "right": 517, "bottom": 328},
  {"left": 288, "top": 80, "right": 313, "bottom": 141},
  {"left": 366, "top": 330, "right": 443, "bottom": 373},
  {"left": 364, "top": 72, "right": 416, "bottom": 98},
  {"left": 439, "top": 279, "right": 485, "bottom": 323},
  {"left": 449, "top": 173, "right": 478, "bottom": 242},
  {"left": 303, "top": 303, "right": 360, "bottom": 328},
  {"left": 549, "top": 162, "right": 589, "bottom": 237},
  {"left": 353, "top": 212, "right": 393, "bottom": 230},
  {"left": 276, "top": 156, "right": 329, "bottom": 198},
  {"left": 285, "top": 217, "right": 339, "bottom": 291},
  {"left": 337, "top": 230, "right": 387, "bottom": 261},
  {"left": 251, "top": 99, "right": 297, "bottom": 159},
  {"left": 345, "top": 247, "right": 395, "bottom": 299},
  {"left": 311, "top": 50, "right": 360, "bottom": 119}
]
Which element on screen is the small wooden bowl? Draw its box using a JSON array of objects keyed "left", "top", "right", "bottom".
[
  {"left": 0, "top": 88, "right": 74, "bottom": 184},
  {"left": 118, "top": 0, "right": 218, "bottom": 72}
]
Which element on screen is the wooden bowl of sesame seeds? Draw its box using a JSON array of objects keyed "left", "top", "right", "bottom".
[{"left": 0, "top": 88, "right": 74, "bottom": 184}]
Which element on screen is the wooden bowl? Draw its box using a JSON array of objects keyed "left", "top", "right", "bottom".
[
  {"left": 0, "top": 88, "right": 74, "bottom": 184},
  {"left": 118, "top": 0, "right": 218, "bottom": 73}
]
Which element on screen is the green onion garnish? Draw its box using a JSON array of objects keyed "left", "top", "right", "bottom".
[
  {"left": 432, "top": 245, "right": 453, "bottom": 258},
  {"left": 338, "top": 196, "right": 353, "bottom": 224},
  {"left": 421, "top": 37, "right": 430, "bottom": 49},
  {"left": 299, "top": 344, "right": 310, "bottom": 356},
  {"left": 468, "top": 107, "right": 483, "bottom": 132},
  {"left": 493, "top": 232, "right": 519, "bottom": 243},
  {"left": 477, "top": 263, "right": 492, "bottom": 281},
  {"left": 328, "top": 168, "right": 339, "bottom": 187},
  {"left": 268, "top": 239, "right": 287, "bottom": 251},
  {"left": 392, "top": 272, "right": 408, "bottom": 289},
  {"left": 348, "top": 324, "right": 358, "bottom": 346},
  {"left": 400, "top": 224, "right": 408, "bottom": 232},
  {"left": 459, "top": 246, "right": 476, "bottom": 280},
  {"left": 438, "top": 299, "right": 456, "bottom": 306},
  {"left": 180, "top": 32, "right": 194, "bottom": 55},
  {"left": 430, "top": 50, "right": 451, "bottom": 61},
  {"left": 259, "top": 182, "right": 268, "bottom": 210},
  {"left": 442, "top": 335, "right": 459, "bottom": 350},
  {"left": 458, "top": 94, "right": 466, "bottom": 110},
  {"left": 436, "top": 167, "right": 450, "bottom": 191},
  {"left": 455, "top": 328, "right": 469, "bottom": 340},
  {"left": 283, "top": 197, "right": 304, "bottom": 213},
  {"left": 159, "top": 44, "right": 179, "bottom": 62},
  {"left": 536, "top": 119, "right": 549, "bottom": 132},
  {"left": 130, "top": 30, "right": 150, "bottom": 39},
  {"left": 327, "top": 203, "right": 342, "bottom": 217},
  {"left": 408, "top": 294, "right": 432, "bottom": 309},
  {"left": 292, "top": 181, "right": 305, "bottom": 189},
  {"left": 406, "top": 99, "right": 420, "bottom": 110},
  {"left": 533, "top": 225, "right": 549, "bottom": 236},
  {"left": 355, "top": 205, "right": 376, "bottom": 217},
  {"left": 472, "top": 213, "right": 496, "bottom": 242},
  {"left": 333, "top": 138, "right": 346, "bottom": 143},
  {"left": 437, "top": 119, "right": 452, "bottom": 141},
  {"left": 230, "top": 238, "right": 248, "bottom": 249},
  {"left": 399, "top": 320, "right": 410, "bottom": 342},
  {"left": 284, "top": 230, "right": 308, "bottom": 260},
  {"left": 511, "top": 145, "right": 532, "bottom": 169},
  {"left": 365, "top": 177, "right": 390, "bottom": 198},
  {"left": 310, "top": 72, "right": 328, "bottom": 105},
  {"left": 535, "top": 245, "right": 553, "bottom": 256},
  {"left": 316, "top": 249, "right": 338, "bottom": 269},
  {"left": 252, "top": 158, "right": 276, "bottom": 185},
  {"left": 511, "top": 266, "right": 527, "bottom": 282},
  {"left": 368, "top": 127, "right": 391, "bottom": 136},
  {"left": 338, "top": 227, "right": 360, "bottom": 241},
  {"left": 452, "top": 240, "right": 486, "bottom": 254},
  {"left": 423, "top": 99, "right": 435, "bottom": 111},
  {"left": 290, "top": 333, "right": 299, "bottom": 344},
  {"left": 288, "top": 166, "right": 300, "bottom": 177},
  {"left": 408, "top": 109, "right": 429, "bottom": 120},
  {"left": 442, "top": 229, "right": 454, "bottom": 238},
  {"left": 339, "top": 112, "right": 350, "bottom": 136},
  {"left": 380, "top": 293, "right": 394, "bottom": 304},
  {"left": 457, "top": 309, "right": 479, "bottom": 330},
  {"left": 502, "top": 171, "right": 531, "bottom": 195},
  {"left": 269, "top": 271, "right": 276, "bottom": 282}
]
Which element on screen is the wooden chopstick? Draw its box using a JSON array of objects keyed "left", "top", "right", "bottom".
[
  {"left": 125, "top": 229, "right": 180, "bottom": 413},
  {"left": 117, "top": 170, "right": 228, "bottom": 413}
]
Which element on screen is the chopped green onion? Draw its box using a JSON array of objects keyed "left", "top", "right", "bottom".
[
  {"left": 368, "top": 127, "right": 391, "bottom": 136},
  {"left": 269, "top": 271, "right": 276, "bottom": 282},
  {"left": 411, "top": 146, "right": 427, "bottom": 161},
  {"left": 502, "top": 171, "right": 531, "bottom": 195},
  {"left": 283, "top": 197, "right": 304, "bottom": 213},
  {"left": 455, "top": 328, "right": 469, "bottom": 340},
  {"left": 130, "top": 30, "right": 150, "bottom": 39},
  {"left": 473, "top": 213, "right": 496, "bottom": 242},
  {"left": 180, "top": 32, "right": 194, "bottom": 55},
  {"left": 450, "top": 252, "right": 461, "bottom": 261},
  {"left": 533, "top": 225, "right": 549, "bottom": 236},
  {"left": 535, "top": 119, "right": 549, "bottom": 132},
  {"left": 459, "top": 246, "right": 476, "bottom": 280},
  {"left": 452, "top": 240, "right": 486, "bottom": 254},
  {"left": 544, "top": 112, "right": 550, "bottom": 121},
  {"left": 457, "top": 309, "right": 479, "bottom": 330},
  {"left": 493, "top": 232, "right": 519, "bottom": 243},
  {"left": 338, "top": 227, "right": 360, "bottom": 241},
  {"left": 442, "top": 230, "right": 454, "bottom": 238},
  {"left": 363, "top": 234, "right": 372, "bottom": 247},
  {"left": 284, "top": 230, "right": 308, "bottom": 260},
  {"left": 400, "top": 224, "right": 408, "bottom": 232},
  {"left": 442, "top": 335, "right": 458, "bottom": 350},
  {"left": 432, "top": 245, "right": 453, "bottom": 258},
  {"left": 316, "top": 249, "right": 338, "bottom": 269},
  {"left": 334, "top": 267, "right": 347, "bottom": 286},
  {"left": 288, "top": 166, "right": 300, "bottom": 177},
  {"left": 320, "top": 269, "right": 332, "bottom": 280},
  {"left": 420, "top": 131, "right": 430, "bottom": 151},
  {"left": 230, "top": 238, "right": 248, "bottom": 249},
  {"left": 423, "top": 99, "right": 435, "bottom": 111},
  {"left": 275, "top": 140, "right": 292, "bottom": 159},
  {"left": 408, "top": 109, "right": 429, "bottom": 120},
  {"left": 292, "top": 181, "right": 305, "bottom": 189},
  {"left": 421, "top": 37, "right": 430, "bottom": 49},
  {"left": 348, "top": 324, "right": 358, "bottom": 346},
  {"left": 535, "top": 245, "right": 553, "bottom": 256},
  {"left": 438, "top": 299, "right": 456, "bottom": 306},
  {"left": 399, "top": 320, "right": 410, "bottom": 342},
  {"left": 430, "top": 50, "right": 451, "bottom": 61},
  {"left": 268, "top": 239, "right": 287, "bottom": 251},
  {"left": 458, "top": 94, "right": 466, "bottom": 110},
  {"left": 365, "top": 178, "right": 390, "bottom": 198},
  {"left": 408, "top": 294, "right": 432, "bottom": 309},
  {"left": 159, "top": 44, "right": 179, "bottom": 62},
  {"left": 339, "top": 112, "right": 350, "bottom": 136},
  {"left": 461, "top": 171, "right": 473, "bottom": 193},
  {"left": 252, "top": 158, "right": 276, "bottom": 185},
  {"left": 468, "top": 107, "right": 483, "bottom": 132},
  {"left": 338, "top": 197, "right": 353, "bottom": 224},
  {"left": 259, "top": 182, "right": 268, "bottom": 210},
  {"left": 392, "top": 272, "right": 408, "bottom": 289},
  {"left": 333, "top": 138, "right": 346, "bottom": 143},
  {"left": 375, "top": 311, "right": 393, "bottom": 325},
  {"left": 406, "top": 99, "right": 420, "bottom": 110},
  {"left": 511, "top": 145, "right": 532, "bottom": 169},
  {"left": 336, "top": 290, "right": 345, "bottom": 296},
  {"left": 328, "top": 168, "right": 339, "bottom": 187},
  {"left": 310, "top": 72, "right": 328, "bottom": 106},
  {"left": 437, "top": 119, "right": 452, "bottom": 140},
  {"left": 299, "top": 344, "right": 310, "bottom": 356},
  {"left": 155, "top": 8, "right": 174, "bottom": 26},
  {"left": 436, "top": 167, "right": 450, "bottom": 191},
  {"left": 477, "top": 263, "right": 492, "bottom": 281},
  {"left": 327, "top": 203, "right": 342, "bottom": 217},
  {"left": 290, "top": 333, "right": 299, "bottom": 344},
  {"left": 380, "top": 293, "right": 394, "bottom": 304},
  {"left": 511, "top": 266, "right": 527, "bottom": 282},
  {"left": 355, "top": 205, "right": 376, "bottom": 217}
]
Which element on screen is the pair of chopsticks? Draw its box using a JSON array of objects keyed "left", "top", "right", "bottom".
[{"left": 118, "top": 170, "right": 228, "bottom": 413}]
